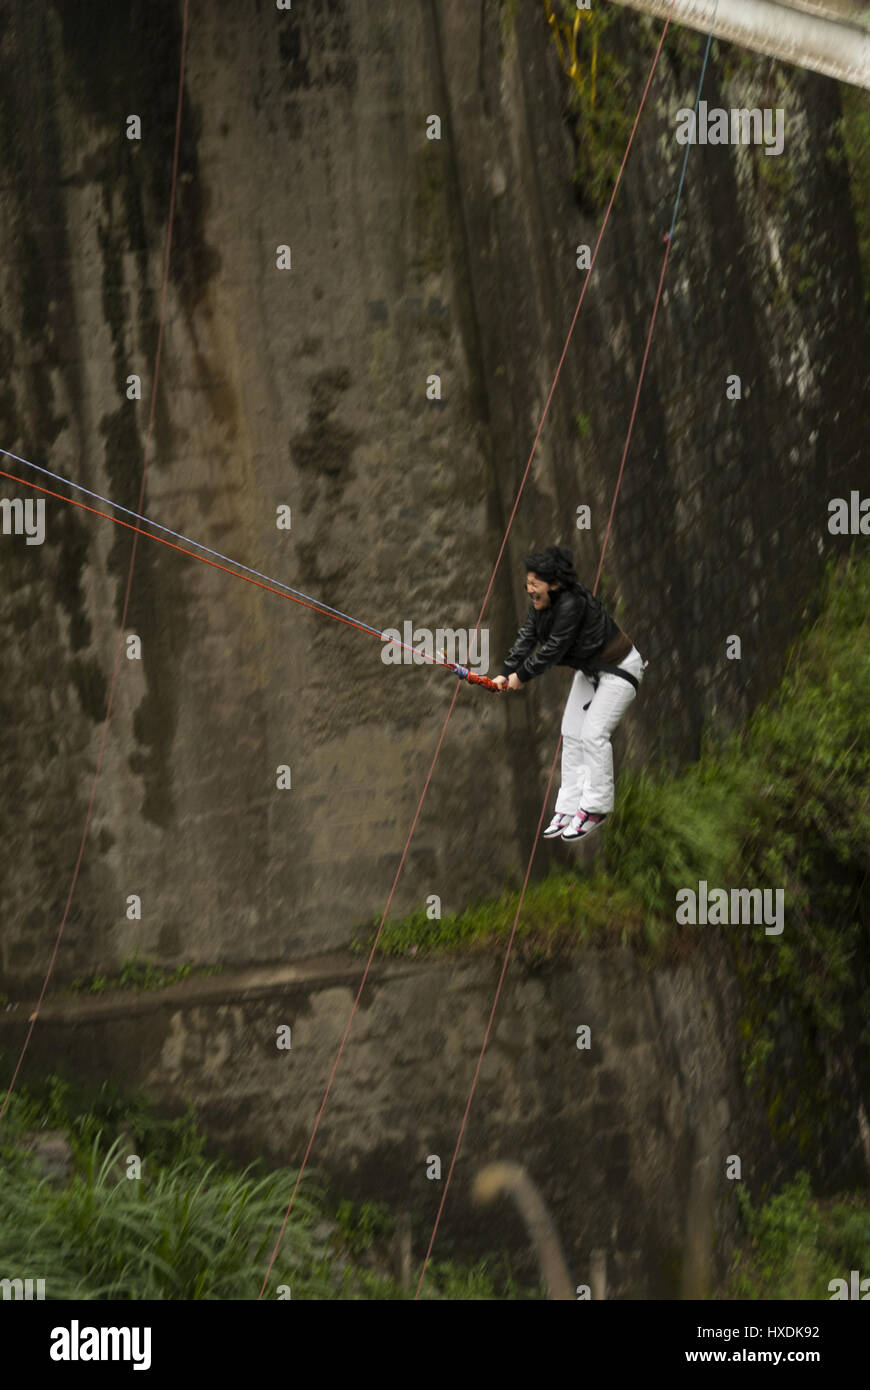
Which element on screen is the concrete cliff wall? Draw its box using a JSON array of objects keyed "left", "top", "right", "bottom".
[{"left": 0, "top": 0, "right": 865, "bottom": 994}]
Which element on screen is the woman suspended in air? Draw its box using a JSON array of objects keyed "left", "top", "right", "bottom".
[{"left": 492, "top": 545, "right": 646, "bottom": 841}]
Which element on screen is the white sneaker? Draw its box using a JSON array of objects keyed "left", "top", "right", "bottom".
[
  {"left": 561, "top": 810, "right": 608, "bottom": 842},
  {"left": 543, "top": 813, "right": 570, "bottom": 839}
]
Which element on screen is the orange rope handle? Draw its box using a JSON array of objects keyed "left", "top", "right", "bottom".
[{"left": 452, "top": 665, "right": 501, "bottom": 692}]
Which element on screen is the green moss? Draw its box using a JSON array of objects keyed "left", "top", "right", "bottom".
[
  {"left": 543, "top": 2, "right": 635, "bottom": 217},
  {"left": 66, "top": 958, "right": 223, "bottom": 996},
  {"left": 753, "top": 136, "right": 796, "bottom": 205},
  {"left": 352, "top": 869, "right": 650, "bottom": 962},
  {"left": 840, "top": 83, "right": 870, "bottom": 314},
  {"left": 411, "top": 145, "right": 448, "bottom": 277},
  {"left": 499, "top": 0, "right": 520, "bottom": 41}
]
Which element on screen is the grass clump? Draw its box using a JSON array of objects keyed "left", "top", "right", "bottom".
[
  {"left": 0, "top": 1084, "right": 329, "bottom": 1299},
  {"left": 352, "top": 869, "right": 648, "bottom": 961},
  {"left": 0, "top": 1076, "right": 537, "bottom": 1300},
  {"left": 725, "top": 1173, "right": 870, "bottom": 1300}
]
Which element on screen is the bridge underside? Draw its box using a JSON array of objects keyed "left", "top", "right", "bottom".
[{"left": 608, "top": 0, "right": 870, "bottom": 88}]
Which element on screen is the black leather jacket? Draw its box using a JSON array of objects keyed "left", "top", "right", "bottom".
[{"left": 501, "top": 584, "right": 621, "bottom": 685}]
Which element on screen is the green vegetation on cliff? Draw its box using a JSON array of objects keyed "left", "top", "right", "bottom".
[
  {"left": 542, "top": 0, "right": 635, "bottom": 214},
  {"left": 725, "top": 1172, "right": 870, "bottom": 1300},
  {"left": 839, "top": 83, "right": 870, "bottom": 314}
]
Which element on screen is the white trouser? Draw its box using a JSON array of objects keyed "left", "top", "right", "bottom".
[{"left": 554, "top": 646, "right": 645, "bottom": 817}]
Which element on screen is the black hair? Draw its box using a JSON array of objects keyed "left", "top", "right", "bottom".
[{"left": 524, "top": 545, "right": 580, "bottom": 589}]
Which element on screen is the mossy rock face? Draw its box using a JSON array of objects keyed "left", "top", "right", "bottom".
[
  {"left": 411, "top": 145, "right": 448, "bottom": 277},
  {"left": 542, "top": 3, "right": 636, "bottom": 216},
  {"left": 840, "top": 83, "right": 870, "bottom": 314}
]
